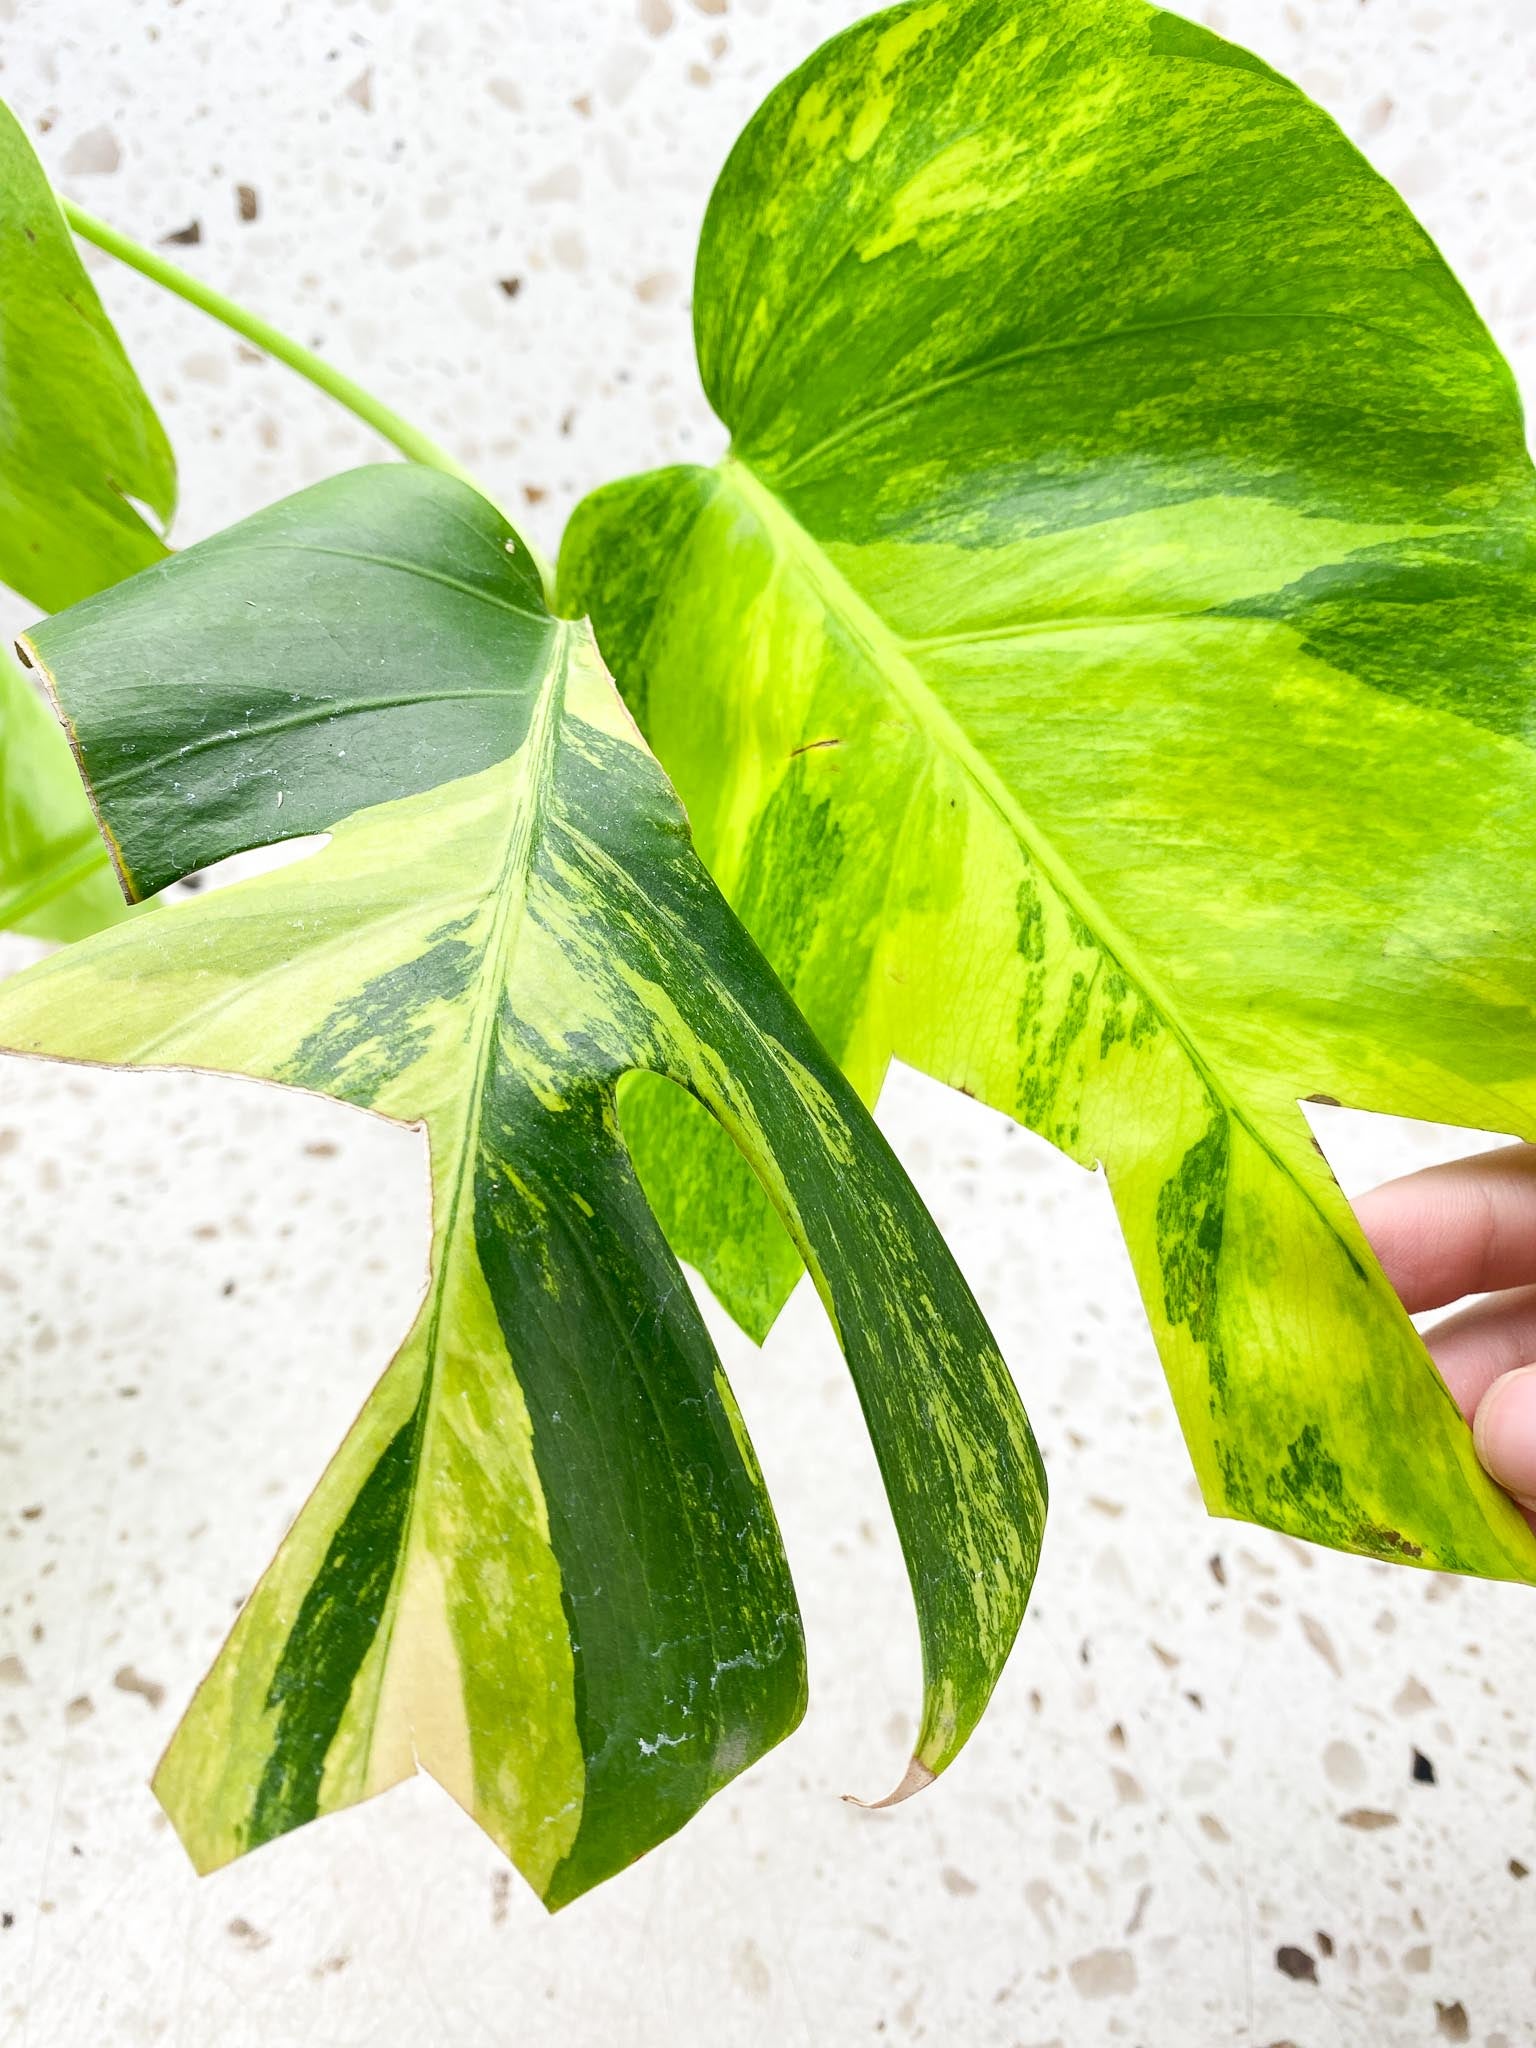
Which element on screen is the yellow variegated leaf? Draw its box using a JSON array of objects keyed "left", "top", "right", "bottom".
[
  {"left": 559, "top": 0, "right": 1536, "bottom": 1584},
  {"left": 0, "top": 465, "right": 1045, "bottom": 1904}
]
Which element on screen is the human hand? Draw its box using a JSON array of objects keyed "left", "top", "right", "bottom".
[{"left": 1355, "top": 1143, "right": 1536, "bottom": 1533}]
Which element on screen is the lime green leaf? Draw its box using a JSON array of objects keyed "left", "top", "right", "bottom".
[
  {"left": 0, "top": 651, "right": 127, "bottom": 940},
  {"left": 559, "top": 0, "right": 1536, "bottom": 1583},
  {"left": 0, "top": 97, "right": 176, "bottom": 939},
  {"left": 0, "top": 100, "right": 175, "bottom": 613},
  {"left": 0, "top": 465, "right": 1044, "bottom": 1905}
]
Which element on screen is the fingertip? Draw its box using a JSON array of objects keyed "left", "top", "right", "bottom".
[
  {"left": 1473, "top": 1365, "right": 1536, "bottom": 1513},
  {"left": 1420, "top": 1334, "right": 1486, "bottom": 1427},
  {"left": 1349, "top": 1177, "right": 1406, "bottom": 1252},
  {"left": 1351, "top": 1146, "right": 1536, "bottom": 1315},
  {"left": 1350, "top": 1176, "right": 1447, "bottom": 1311}
]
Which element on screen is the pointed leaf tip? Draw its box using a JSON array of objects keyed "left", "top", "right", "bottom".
[{"left": 843, "top": 1756, "right": 937, "bottom": 1812}]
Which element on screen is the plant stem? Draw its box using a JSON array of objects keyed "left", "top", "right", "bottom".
[{"left": 61, "top": 202, "right": 546, "bottom": 575}]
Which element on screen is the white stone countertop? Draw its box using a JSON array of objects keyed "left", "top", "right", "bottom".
[{"left": 2, "top": 3, "right": 1535, "bottom": 2043}]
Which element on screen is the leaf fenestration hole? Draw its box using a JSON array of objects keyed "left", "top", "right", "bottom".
[
  {"left": 1300, "top": 1097, "right": 1527, "bottom": 1334},
  {"left": 121, "top": 490, "right": 172, "bottom": 540},
  {"left": 613, "top": 1065, "right": 925, "bottom": 1784},
  {"left": 160, "top": 832, "right": 332, "bottom": 905}
]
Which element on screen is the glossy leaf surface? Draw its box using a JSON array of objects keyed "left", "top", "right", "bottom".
[
  {"left": 560, "top": 0, "right": 1536, "bottom": 1582},
  {"left": 0, "top": 466, "right": 1044, "bottom": 1905}
]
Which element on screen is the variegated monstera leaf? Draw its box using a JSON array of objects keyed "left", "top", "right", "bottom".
[
  {"left": 0, "top": 465, "right": 1043, "bottom": 1906},
  {"left": 560, "top": 0, "right": 1536, "bottom": 1584},
  {"left": 0, "top": 100, "right": 175, "bottom": 937}
]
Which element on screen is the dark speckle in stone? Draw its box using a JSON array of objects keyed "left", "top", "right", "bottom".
[
  {"left": 1275, "top": 1945, "right": 1318, "bottom": 1984},
  {"left": 1413, "top": 1748, "right": 1437, "bottom": 1784}
]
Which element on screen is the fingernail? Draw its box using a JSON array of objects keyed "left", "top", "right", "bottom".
[{"left": 1473, "top": 1365, "right": 1536, "bottom": 1511}]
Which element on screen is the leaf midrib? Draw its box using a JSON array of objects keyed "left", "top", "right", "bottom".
[
  {"left": 241, "top": 540, "right": 549, "bottom": 629},
  {"left": 717, "top": 455, "right": 1361, "bottom": 1264},
  {"left": 357, "top": 624, "right": 575, "bottom": 1781},
  {"left": 89, "top": 686, "right": 535, "bottom": 797}
]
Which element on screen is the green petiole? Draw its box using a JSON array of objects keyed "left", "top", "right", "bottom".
[{"left": 61, "top": 199, "right": 553, "bottom": 595}]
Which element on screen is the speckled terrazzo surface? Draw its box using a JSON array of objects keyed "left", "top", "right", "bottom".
[{"left": 2, "top": 2, "right": 1536, "bottom": 2043}]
